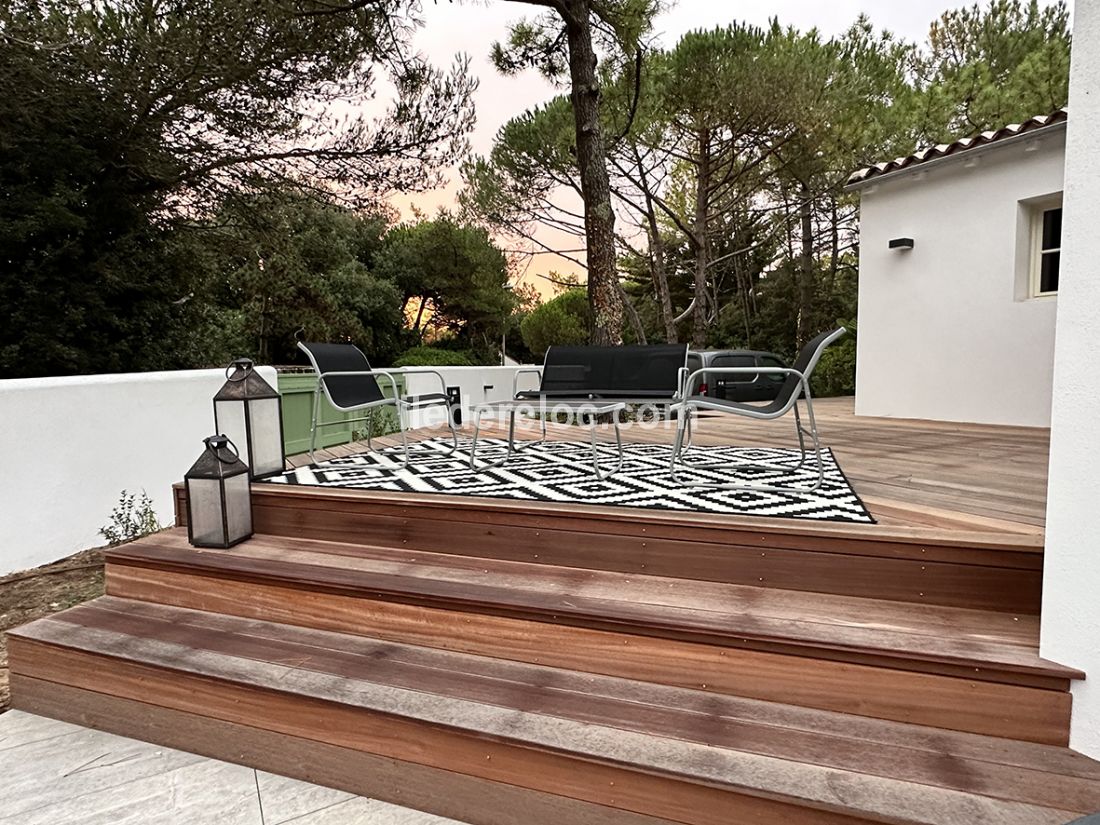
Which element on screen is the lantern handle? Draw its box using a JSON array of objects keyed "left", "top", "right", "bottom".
[
  {"left": 225, "top": 358, "right": 255, "bottom": 382},
  {"left": 204, "top": 434, "right": 242, "bottom": 464}
]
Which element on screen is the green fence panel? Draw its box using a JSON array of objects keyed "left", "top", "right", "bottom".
[{"left": 278, "top": 371, "right": 403, "bottom": 457}]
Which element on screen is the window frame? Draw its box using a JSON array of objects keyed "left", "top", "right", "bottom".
[{"left": 1029, "top": 196, "right": 1063, "bottom": 298}]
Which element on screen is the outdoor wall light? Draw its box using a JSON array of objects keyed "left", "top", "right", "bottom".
[
  {"left": 889, "top": 238, "right": 915, "bottom": 251},
  {"left": 184, "top": 435, "right": 253, "bottom": 548},
  {"left": 214, "top": 358, "right": 286, "bottom": 479}
]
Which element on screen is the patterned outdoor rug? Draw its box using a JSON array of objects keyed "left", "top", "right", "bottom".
[{"left": 265, "top": 437, "right": 875, "bottom": 524}]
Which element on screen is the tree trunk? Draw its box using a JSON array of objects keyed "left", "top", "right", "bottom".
[
  {"left": 827, "top": 195, "right": 840, "bottom": 296},
  {"left": 412, "top": 295, "right": 428, "bottom": 336},
  {"left": 564, "top": 1, "right": 623, "bottom": 346},
  {"left": 634, "top": 148, "right": 676, "bottom": 343},
  {"left": 618, "top": 281, "right": 647, "bottom": 344},
  {"left": 646, "top": 206, "right": 676, "bottom": 343},
  {"left": 691, "top": 127, "right": 711, "bottom": 348},
  {"left": 797, "top": 182, "right": 815, "bottom": 349}
]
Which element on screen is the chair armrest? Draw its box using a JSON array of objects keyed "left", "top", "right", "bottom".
[
  {"left": 391, "top": 367, "right": 449, "bottom": 397},
  {"left": 512, "top": 367, "right": 543, "bottom": 398},
  {"left": 682, "top": 366, "right": 804, "bottom": 393}
]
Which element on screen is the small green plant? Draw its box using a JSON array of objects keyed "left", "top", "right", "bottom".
[
  {"left": 99, "top": 490, "right": 161, "bottom": 546},
  {"left": 351, "top": 407, "right": 399, "bottom": 441}
]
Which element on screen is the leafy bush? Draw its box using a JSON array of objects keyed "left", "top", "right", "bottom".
[
  {"left": 520, "top": 290, "right": 588, "bottom": 355},
  {"left": 812, "top": 322, "right": 857, "bottom": 398},
  {"left": 394, "top": 346, "right": 477, "bottom": 367},
  {"left": 351, "top": 407, "right": 399, "bottom": 440},
  {"left": 99, "top": 491, "right": 161, "bottom": 546}
]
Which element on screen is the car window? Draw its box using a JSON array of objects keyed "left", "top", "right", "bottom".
[
  {"left": 712, "top": 355, "right": 755, "bottom": 382},
  {"left": 760, "top": 355, "right": 785, "bottom": 382}
]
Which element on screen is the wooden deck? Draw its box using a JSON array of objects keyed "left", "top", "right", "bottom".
[
  {"left": 9, "top": 398, "right": 1094, "bottom": 825},
  {"left": 296, "top": 396, "right": 1050, "bottom": 538}
]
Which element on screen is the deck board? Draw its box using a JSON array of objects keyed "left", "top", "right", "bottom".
[{"left": 115, "top": 530, "right": 1057, "bottom": 677}]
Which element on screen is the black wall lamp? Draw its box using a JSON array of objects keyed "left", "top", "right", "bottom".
[{"left": 889, "top": 238, "right": 915, "bottom": 251}]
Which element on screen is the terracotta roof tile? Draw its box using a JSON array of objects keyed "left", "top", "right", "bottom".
[{"left": 847, "top": 109, "right": 1067, "bottom": 187}]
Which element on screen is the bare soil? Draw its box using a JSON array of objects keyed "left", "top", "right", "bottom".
[{"left": 0, "top": 548, "right": 106, "bottom": 712}]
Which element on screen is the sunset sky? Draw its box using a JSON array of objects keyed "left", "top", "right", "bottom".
[{"left": 391, "top": 0, "right": 1074, "bottom": 296}]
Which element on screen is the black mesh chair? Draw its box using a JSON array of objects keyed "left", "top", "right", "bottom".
[
  {"left": 297, "top": 341, "right": 458, "bottom": 466},
  {"left": 670, "top": 328, "right": 846, "bottom": 492}
]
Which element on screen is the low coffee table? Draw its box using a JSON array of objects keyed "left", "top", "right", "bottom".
[{"left": 469, "top": 399, "right": 627, "bottom": 481}]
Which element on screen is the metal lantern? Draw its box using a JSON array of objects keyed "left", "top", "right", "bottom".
[
  {"left": 214, "top": 358, "right": 286, "bottom": 479},
  {"left": 185, "top": 435, "right": 253, "bottom": 548}
]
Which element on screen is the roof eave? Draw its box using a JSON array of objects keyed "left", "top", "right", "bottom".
[{"left": 846, "top": 118, "right": 1068, "bottom": 193}]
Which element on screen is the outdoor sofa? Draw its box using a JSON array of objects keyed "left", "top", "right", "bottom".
[{"left": 470, "top": 344, "right": 689, "bottom": 480}]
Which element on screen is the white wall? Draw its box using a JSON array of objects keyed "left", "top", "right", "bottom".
[
  {"left": 401, "top": 365, "right": 538, "bottom": 429},
  {"left": 854, "top": 131, "right": 1065, "bottom": 427},
  {"left": 1040, "top": 0, "right": 1100, "bottom": 760},
  {"left": 0, "top": 367, "right": 275, "bottom": 575}
]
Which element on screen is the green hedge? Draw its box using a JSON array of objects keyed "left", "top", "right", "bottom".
[{"left": 394, "top": 346, "right": 477, "bottom": 368}]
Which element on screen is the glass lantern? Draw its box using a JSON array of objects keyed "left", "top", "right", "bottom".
[
  {"left": 185, "top": 435, "right": 254, "bottom": 548},
  {"left": 213, "top": 358, "right": 286, "bottom": 479}
]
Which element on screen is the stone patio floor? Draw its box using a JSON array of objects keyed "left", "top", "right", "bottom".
[{"left": 0, "top": 710, "right": 463, "bottom": 825}]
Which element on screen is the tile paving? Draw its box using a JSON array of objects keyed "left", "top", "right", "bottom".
[{"left": 0, "top": 710, "right": 463, "bottom": 825}]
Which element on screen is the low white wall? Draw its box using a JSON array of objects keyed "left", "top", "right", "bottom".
[
  {"left": 853, "top": 129, "right": 1064, "bottom": 427},
  {"left": 0, "top": 367, "right": 276, "bottom": 575},
  {"left": 1041, "top": 0, "right": 1100, "bottom": 759},
  {"left": 401, "top": 365, "right": 538, "bottom": 429}
]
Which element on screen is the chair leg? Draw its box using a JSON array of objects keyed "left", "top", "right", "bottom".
[
  {"left": 365, "top": 407, "right": 376, "bottom": 453},
  {"left": 308, "top": 381, "right": 322, "bottom": 465},
  {"left": 395, "top": 402, "right": 411, "bottom": 469},
  {"left": 589, "top": 411, "right": 624, "bottom": 481},
  {"left": 469, "top": 407, "right": 524, "bottom": 471},
  {"left": 791, "top": 403, "right": 808, "bottom": 472},
  {"left": 669, "top": 405, "right": 691, "bottom": 483},
  {"left": 800, "top": 387, "right": 826, "bottom": 492},
  {"left": 469, "top": 407, "right": 485, "bottom": 470},
  {"left": 439, "top": 401, "right": 460, "bottom": 455}
]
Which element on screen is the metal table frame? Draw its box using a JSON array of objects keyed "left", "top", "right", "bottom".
[{"left": 469, "top": 400, "right": 627, "bottom": 481}]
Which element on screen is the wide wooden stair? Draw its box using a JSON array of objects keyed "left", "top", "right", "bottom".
[{"left": 8, "top": 485, "right": 1100, "bottom": 825}]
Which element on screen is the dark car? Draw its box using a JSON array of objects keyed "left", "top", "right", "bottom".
[{"left": 686, "top": 350, "right": 789, "bottom": 403}]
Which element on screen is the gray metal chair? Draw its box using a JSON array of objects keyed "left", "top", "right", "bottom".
[
  {"left": 297, "top": 341, "right": 458, "bottom": 466},
  {"left": 670, "top": 328, "right": 847, "bottom": 493}
]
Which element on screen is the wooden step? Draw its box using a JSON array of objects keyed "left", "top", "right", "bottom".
[
  {"left": 105, "top": 529, "right": 1079, "bottom": 745},
  {"left": 9, "top": 597, "right": 1100, "bottom": 825},
  {"left": 175, "top": 483, "right": 1045, "bottom": 613}
]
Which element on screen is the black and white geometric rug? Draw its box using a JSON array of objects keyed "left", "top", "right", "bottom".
[{"left": 265, "top": 437, "right": 874, "bottom": 524}]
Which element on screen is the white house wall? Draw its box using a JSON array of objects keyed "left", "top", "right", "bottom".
[
  {"left": 1040, "top": 0, "right": 1100, "bottom": 759},
  {"left": 854, "top": 133, "right": 1065, "bottom": 427}
]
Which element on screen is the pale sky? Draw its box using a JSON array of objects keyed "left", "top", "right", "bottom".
[{"left": 393, "top": 0, "right": 1074, "bottom": 292}]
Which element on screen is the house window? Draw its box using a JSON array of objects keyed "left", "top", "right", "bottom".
[{"left": 1030, "top": 199, "right": 1063, "bottom": 296}]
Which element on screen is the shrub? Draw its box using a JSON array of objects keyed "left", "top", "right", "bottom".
[
  {"left": 520, "top": 290, "right": 588, "bottom": 355},
  {"left": 394, "top": 346, "right": 477, "bottom": 368},
  {"left": 99, "top": 490, "right": 161, "bottom": 546},
  {"left": 812, "top": 322, "right": 857, "bottom": 398}
]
